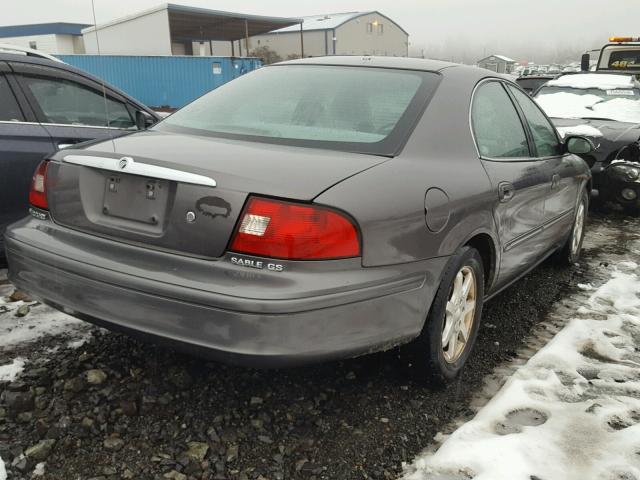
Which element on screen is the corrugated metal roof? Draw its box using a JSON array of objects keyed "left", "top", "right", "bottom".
[
  {"left": 0, "top": 22, "right": 91, "bottom": 38},
  {"left": 477, "top": 54, "right": 516, "bottom": 64},
  {"left": 83, "top": 3, "right": 302, "bottom": 39},
  {"left": 273, "top": 12, "right": 368, "bottom": 32},
  {"left": 494, "top": 55, "right": 515, "bottom": 62}
]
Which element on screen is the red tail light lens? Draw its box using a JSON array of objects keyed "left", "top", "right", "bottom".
[
  {"left": 29, "top": 160, "right": 49, "bottom": 210},
  {"left": 229, "top": 197, "right": 361, "bottom": 260}
]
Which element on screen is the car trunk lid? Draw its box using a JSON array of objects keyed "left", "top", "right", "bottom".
[{"left": 46, "top": 130, "right": 387, "bottom": 259}]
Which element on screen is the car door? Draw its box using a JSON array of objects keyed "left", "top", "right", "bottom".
[
  {"left": 11, "top": 62, "right": 139, "bottom": 151},
  {"left": 0, "top": 64, "right": 55, "bottom": 245},
  {"left": 471, "top": 80, "right": 550, "bottom": 287},
  {"left": 506, "top": 85, "right": 580, "bottom": 248}
]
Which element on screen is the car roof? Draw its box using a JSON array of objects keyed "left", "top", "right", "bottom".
[
  {"left": 276, "top": 55, "right": 458, "bottom": 72},
  {"left": 273, "top": 55, "right": 511, "bottom": 85},
  {"left": 517, "top": 75, "right": 556, "bottom": 80},
  {"left": 0, "top": 52, "right": 156, "bottom": 115}
]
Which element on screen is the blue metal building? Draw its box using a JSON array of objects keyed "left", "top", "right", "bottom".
[{"left": 57, "top": 55, "right": 261, "bottom": 109}]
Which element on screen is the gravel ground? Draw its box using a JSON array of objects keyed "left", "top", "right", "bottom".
[{"left": 0, "top": 212, "right": 634, "bottom": 480}]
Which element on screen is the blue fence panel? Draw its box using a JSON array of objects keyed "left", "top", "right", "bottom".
[{"left": 56, "top": 55, "right": 261, "bottom": 109}]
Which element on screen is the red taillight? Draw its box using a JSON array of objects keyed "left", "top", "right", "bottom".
[
  {"left": 29, "top": 160, "right": 49, "bottom": 210},
  {"left": 229, "top": 197, "right": 361, "bottom": 260}
]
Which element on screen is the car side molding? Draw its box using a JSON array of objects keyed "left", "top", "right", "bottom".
[{"left": 62, "top": 155, "right": 217, "bottom": 188}]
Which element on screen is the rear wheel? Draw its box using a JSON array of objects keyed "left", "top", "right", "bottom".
[
  {"left": 405, "top": 246, "right": 484, "bottom": 384},
  {"left": 555, "top": 189, "right": 588, "bottom": 266}
]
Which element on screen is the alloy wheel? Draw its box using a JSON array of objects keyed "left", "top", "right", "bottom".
[
  {"left": 571, "top": 201, "right": 585, "bottom": 256},
  {"left": 442, "top": 266, "right": 477, "bottom": 363}
]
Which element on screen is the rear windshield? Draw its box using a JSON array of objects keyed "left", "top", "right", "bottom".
[{"left": 155, "top": 65, "right": 440, "bottom": 156}]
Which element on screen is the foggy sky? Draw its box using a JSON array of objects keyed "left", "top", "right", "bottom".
[{"left": 2, "top": 0, "right": 638, "bottom": 64}]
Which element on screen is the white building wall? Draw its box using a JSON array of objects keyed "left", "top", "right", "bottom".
[
  {"left": 185, "top": 40, "right": 233, "bottom": 57},
  {"left": 335, "top": 13, "right": 407, "bottom": 56},
  {"left": 0, "top": 33, "right": 69, "bottom": 54},
  {"left": 72, "top": 35, "right": 86, "bottom": 54},
  {"left": 83, "top": 9, "right": 171, "bottom": 55},
  {"left": 54, "top": 35, "right": 76, "bottom": 54},
  {"left": 251, "top": 30, "right": 327, "bottom": 59}
]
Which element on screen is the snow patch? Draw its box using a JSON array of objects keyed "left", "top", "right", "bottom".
[
  {"left": 0, "top": 457, "right": 5, "bottom": 480},
  {"left": 547, "top": 73, "right": 635, "bottom": 90},
  {"left": 536, "top": 91, "right": 640, "bottom": 124},
  {"left": 0, "top": 270, "right": 86, "bottom": 347},
  {"left": 0, "top": 306, "right": 85, "bottom": 347},
  {"left": 67, "top": 332, "right": 93, "bottom": 349},
  {"left": 0, "top": 357, "right": 25, "bottom": 382},
  {"left": 556, "top": 125, "right": 603, "bottom": 138},
  {"left": 403, "top": 264, "right": 640, "bottom": 480},
  {"left": 33, "top": 462, "right": 45, "bottom": 476}
]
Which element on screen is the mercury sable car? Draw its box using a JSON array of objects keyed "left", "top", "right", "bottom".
[{"left": 5, "top": 57, "right": 593, "bottom": 383}]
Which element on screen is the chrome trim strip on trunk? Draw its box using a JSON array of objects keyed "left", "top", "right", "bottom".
[{"left": 62, "top": 155, "right": 217, "bottom": 188}]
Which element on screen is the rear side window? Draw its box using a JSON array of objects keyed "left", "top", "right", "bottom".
[
  {"left": 0, "top": 75, "right": 24, "bottom": 122},
  {"left": 157, "top": 65, "right": 441, "bottom": 156},
  {"left": 471, "top": 81, "right": 529, "bottom": 159},
  {"left": 507, "top": 85, "right": 562, "bottom": 157},
  {"left": 21, "top": 76, "right": 135, "bottom": 129}
]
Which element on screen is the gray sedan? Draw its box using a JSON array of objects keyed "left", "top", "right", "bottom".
[{"left": 4, "top": 57, "right": 593, "bottom": 383}]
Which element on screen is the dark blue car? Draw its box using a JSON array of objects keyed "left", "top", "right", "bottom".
[{"left": 0, "top": 47, "right": 159, "bottom": 260}]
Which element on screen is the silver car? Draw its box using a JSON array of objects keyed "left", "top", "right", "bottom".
[{"left": 5, "top": 57, "right": 593, "bottom": 382}]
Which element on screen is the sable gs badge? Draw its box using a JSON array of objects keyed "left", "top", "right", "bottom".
[{"left": 230, "top": 256, "right": 284, "bottom": 272}]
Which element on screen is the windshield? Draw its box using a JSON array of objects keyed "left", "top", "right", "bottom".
[
  {"left": 535, "top": 84, "right": 640, "bottom": 123},
  {"left": 155, "top": 65, "right": 440, "bottom": 155}
]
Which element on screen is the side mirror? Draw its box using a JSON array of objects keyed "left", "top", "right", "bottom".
[
  {"left": 135, "top": 110, "right": 156, "bottom": 130},
  {"left": 566, "top": 135, "right": 595, "bottom": 155},
  {"left": 580, "top": 53, "right": 590, "bottom": 72}
]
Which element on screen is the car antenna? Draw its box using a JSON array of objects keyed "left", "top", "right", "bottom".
[{"left": 90, "top": 0, "right": 116, "bottom": 153}]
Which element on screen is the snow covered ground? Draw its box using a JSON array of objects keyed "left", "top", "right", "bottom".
[
  {"left": 403, "top": 227, "right": 640, "bottom": 479},
  {"left": 0, "top": 269, "right": 85, "bottom": 346}
]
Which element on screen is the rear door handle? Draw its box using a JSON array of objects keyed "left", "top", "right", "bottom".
[
  {"left": 498, "top": 182, "right": 515, "bottom": 203},
  {"left": 551, "top": 174, "right": 561, "bottom": 189}
]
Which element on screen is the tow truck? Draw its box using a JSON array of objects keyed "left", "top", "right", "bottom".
[{"left": 581, "top": 36, "right": 640, "bottom": 74}]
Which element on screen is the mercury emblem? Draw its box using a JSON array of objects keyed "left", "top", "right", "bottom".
[{"left": 118, "top": 157, "right": 131, "bottom": 169}]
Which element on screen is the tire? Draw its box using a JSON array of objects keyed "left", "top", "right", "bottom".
[
  {"left": 555, "top": 189, "right": 588, "bottom": 266},
  {"left": 404, "top": 246, "right": 485, "bottom": 385}
]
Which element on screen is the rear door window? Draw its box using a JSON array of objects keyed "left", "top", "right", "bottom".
[
  {"left": 0, "top": 74, "right": 24, "bottom": 122},
  {"left": 20, "top": 75, "right": 135, "bottom": 129},
  {"left": 471, "top": 81, "right": 530, "bottom": 159},
  {"left": 507, "top": 85, "right": 562, "bottom": 157}
]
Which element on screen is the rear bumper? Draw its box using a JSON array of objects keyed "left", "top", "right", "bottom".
[{"left": 5, "top": 218, "right": 447, "bottom": 367}]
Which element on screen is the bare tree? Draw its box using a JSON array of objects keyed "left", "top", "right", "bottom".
[{"left": 249, "top": 46, "right": 282, "bottom": 65}]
